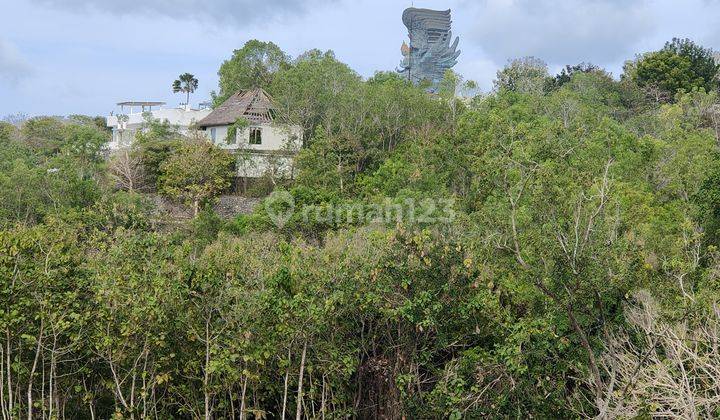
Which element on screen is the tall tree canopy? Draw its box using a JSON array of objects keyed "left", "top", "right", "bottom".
[
  {"left": 215, "top": 40, "right": 289, "bottom": 105},
  {"left": 158, "top": 141, "right": 235, "bottom": 216},
  {"left": 494, "top": 56, "right": 550, "bottom": 95},
  {"left": 269, "top": 50, "right": 362, "bottom": 142},
  {"left": 629, "top": 38, "right": 719, "bottom": 101}
]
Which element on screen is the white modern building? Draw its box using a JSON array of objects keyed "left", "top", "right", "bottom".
[
  {"left": 106, "top": 101, "right": 211, "bottom": 150},
  {"left": 197, "top": 88, "right": 303, "bottom": 179}
]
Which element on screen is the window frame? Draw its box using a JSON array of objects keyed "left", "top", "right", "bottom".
[
  {"left": 226, "top": 128, "right": 237, "bottom": 145},
  {"left": 249, "top": 127, "right": 262, "bottom": 145}
]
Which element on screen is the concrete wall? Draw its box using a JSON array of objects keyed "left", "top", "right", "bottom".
[
  {"left": 204, "top": 122, "right": 303, "bottom": 179},
  {"left": 237, "top": 153, "right": 297, "bottom": 178},
  {"left": 206, "top": 125, "right": 229, "bottom": 145},
  {"left": 148, "top": 194, "right": 260, "bottom": 220},
  {"left": 106, "top": 108, "right": 211, "bottom": 150},
  {"left": 207, "top": 123, "right": 302, "bottom": 152}
]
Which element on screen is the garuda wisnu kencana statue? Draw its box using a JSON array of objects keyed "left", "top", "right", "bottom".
[{"left": 398, "top": 8, "right": 461, "bottom": 92}]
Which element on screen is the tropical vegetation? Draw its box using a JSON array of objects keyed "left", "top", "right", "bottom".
[{"left": 2, "top": 38, "right": 720, "bottom": 418}]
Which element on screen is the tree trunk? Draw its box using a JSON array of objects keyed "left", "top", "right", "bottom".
[
  {"left": 239, "top": 376, "right": 248, "bottom": 420},
  {"left": 6, "top": 330, "right": 12, "bottom": 419},
  {"left": 125, "top": 150, "right": 134, "bottom": 193},
  {"left": 49, "top": 339, "right": 56, "bottom": 420},
  {"left": 28, "top": 320, "right": 44, "bottom": 420},
  {"left": 82, "top": 378, "right": 95, "bottom": 420},
  {"left": 204, "top": 318, "right": 211, "bottom": 420},
  {"left": 1, "top": 343, "right": 5, "bottom": 420},
  {"left": 281, "top": 351, "right": 290, "bottom": 420},
  {"left": 567, "top": 307, "right": 603, "bottom": 404},
  {"left": 337, "top": 158, "right": 344, "bottom": 193},
  {"left": 295, "top": 341, "right": 307, "bottom": 420},
  {"left": 320, "top": 375, "right": 326, "bottom": 420}
]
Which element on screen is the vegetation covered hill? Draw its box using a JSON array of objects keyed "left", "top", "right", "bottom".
[{"left": 3, "top": 38, "right": 720, "bottom": 418}]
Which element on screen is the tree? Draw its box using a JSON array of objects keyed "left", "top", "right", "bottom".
[
  {"left": 594, "top": 291, "right": 720, "bottom": 418},
  {"left": 0, "top": 122, "right": 30, "bottom": 172},
  {"left": 545, "top": 62, "right": 608, "bottom": 91},
  {"left": 215, "top": 40, "right": 289, "bottom": 105},
  {"left": 158, "top": 141, "right": 235, "bottom": 216},
  {"left": 87, "top": 229, "right": 180, "bottom": 418},
  {"left": 494, "top": 57, "right": 550, "bottom": 95},
  {"left": 175, "top": 232, "right": 281, "bottom": 419},
  {"left": 0, "top": 122, "right": 17, "bottom": 144},
  {"left": 455, "top": 87, "right": 667, "bottom": 413},
  {"left": 664, "top": 38, "right": 719, "bottom": 90},
  {"left": 269, "top": 49, "right": 361, "bottom": 142},
  {"left": 61, "top": 124, "right": 107, "bottom": 165},
  {"left": 437, "top": 69, "right": 472, "bottom": 119},
  {"left": 8, "top": 38, "right": 720, "bottom": 419},
  {"left": 68, "top": 114, "right": 111, "bottom": 132},
  {"left": 274, "top": 52, "right": 450, "bottom": 197},
  {"left": 173, "top": 73, "right": 199, "bottom": 107},
  {"left": 20, "top": 117, "right": 65, "bottom": 156},
  {"left": 108, "top": 149, "right": 146, "bottom": 193},
  {"left": 630, "top": 38, "right": 719, "bottom": 101},
  {"left": 133, "top": 116, "right": 183, "bottom": 188}
]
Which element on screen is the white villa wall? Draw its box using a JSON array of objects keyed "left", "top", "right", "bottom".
[
  {"left": 206, "top": 125, "right": 229, "bottom": 145},
  {"left": 205, "top": 122, "right": 303, "bottom": 178},
  {"left": 206, "top": 123, "right": 302, "bottom": 152},
  {"left": 237, "top": 154, "right": 297, "bottom": 178},
  {"left": 106, "top": 108, "right": 211, "bottom": 150}
]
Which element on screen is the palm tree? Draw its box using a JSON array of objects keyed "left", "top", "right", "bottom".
[{"left": 172, "top": 73, "right": 199, "bottom": 108}]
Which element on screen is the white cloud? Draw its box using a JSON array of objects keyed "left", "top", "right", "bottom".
[
  {"left": 0, "top": 38, "right": 32, "bottom": 84},
  {"left": 29, "top": 0, "right": 340, "bottom": 25},
  {"left": 461, "top": 0, "right": 654, "bottom": 66}
]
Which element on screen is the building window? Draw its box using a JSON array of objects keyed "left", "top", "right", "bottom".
[
  {"left": 249, "top": 127, "right": 262, "bottom": 145},
  {"left": 210, "top": 127, "right": 217, "bottom": 142},
  {"left": 226, "top": 128, "right": 236, "bottom": 145}
]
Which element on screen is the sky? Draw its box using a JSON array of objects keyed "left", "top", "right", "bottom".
[{"left": 2, "top": 0, "right": 720, "bottom": 117}]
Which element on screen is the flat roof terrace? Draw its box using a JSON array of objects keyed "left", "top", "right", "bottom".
[{"left": 116, "top": 101, "right": 166, "bottom": 107}]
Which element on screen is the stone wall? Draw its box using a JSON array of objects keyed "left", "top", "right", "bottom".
[{"left": 148, "top": 194, "right": 261, "bottom": 220}]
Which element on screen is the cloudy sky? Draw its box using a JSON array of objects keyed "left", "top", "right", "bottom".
[{"left": 2, "top": 0, "right": 720, "bottom": 117}]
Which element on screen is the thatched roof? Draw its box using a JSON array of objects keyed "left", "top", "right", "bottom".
[{"left": 197, "top": 88, "right": 275, "bottom": 127}]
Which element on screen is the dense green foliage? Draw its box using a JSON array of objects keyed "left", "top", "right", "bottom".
[
  {"left": 494, "top": 56, "right": 549, "bottom": 95},
  {"left": 628, "top": 38, "right": 720, "bottom": 101},
  {"left": 215, "top": 40, "right": 289, "bottom": 106},
  {"left": 4, "top": 39, "right": 720, "bottom": 418},
  {"left": 158, "top": 141, "right": 236, "bottom": 215}
]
